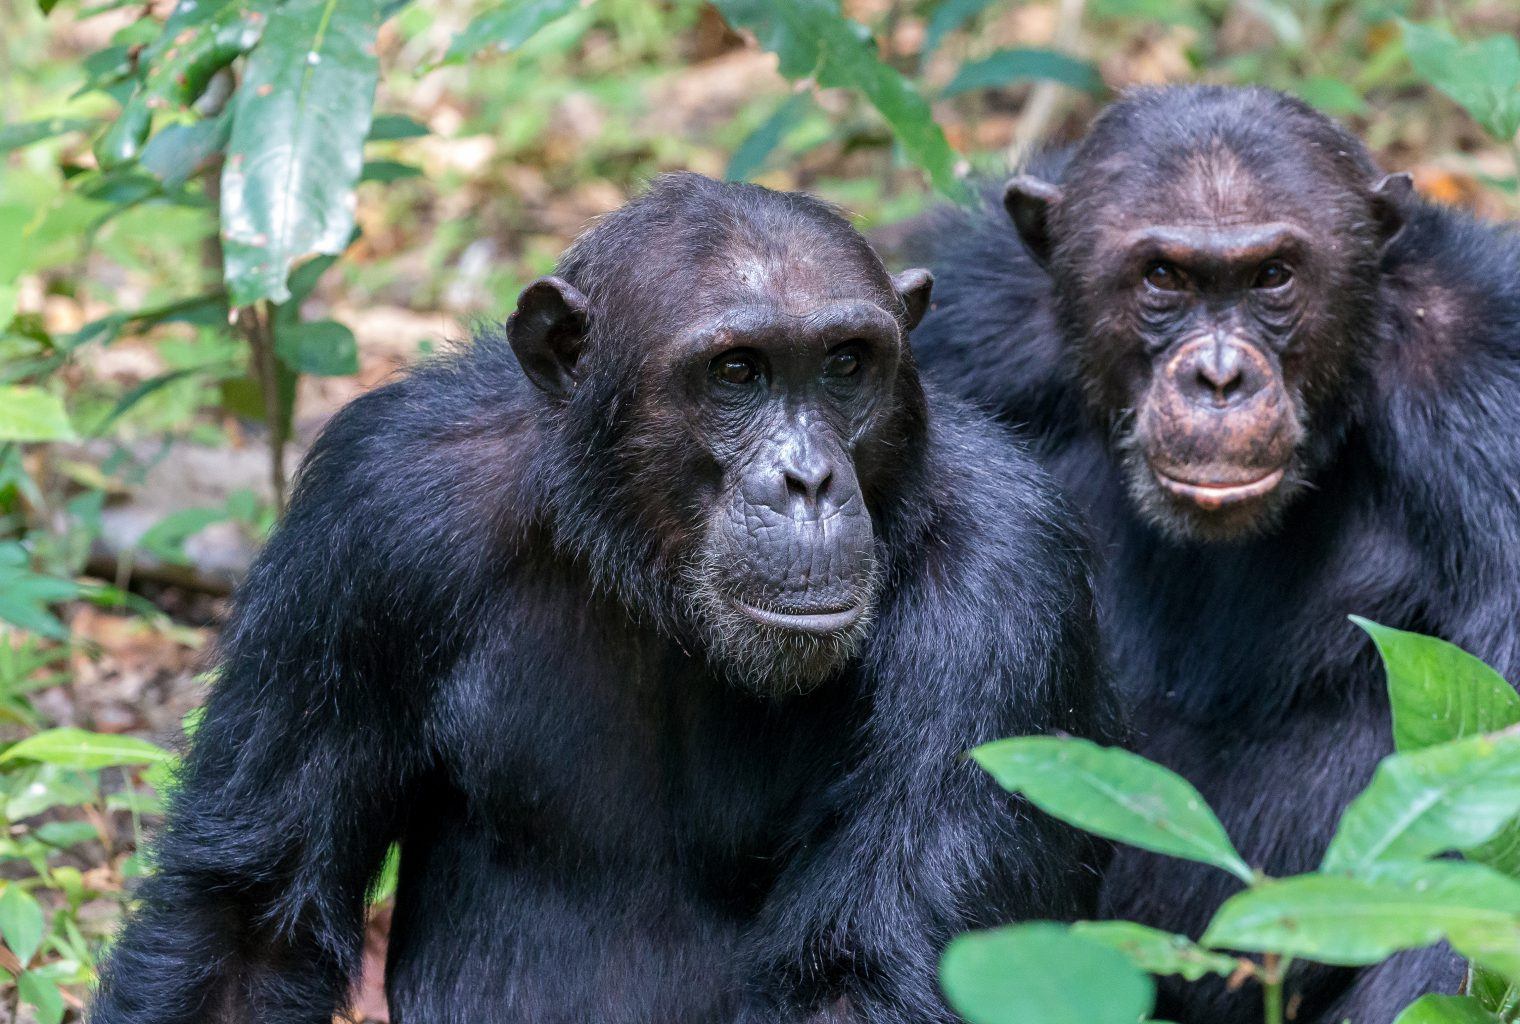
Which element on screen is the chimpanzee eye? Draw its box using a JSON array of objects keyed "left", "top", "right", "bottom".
[
  {"left": 824, "top": 346, "right": 864, "bottom": 379},
  {"left": 1253, "top": 260, "right": 1293, "bottom": 290},
  {"left": 1144, "top": 261, "right": 1185, "bottom": 291},
  {"left": 711, "top": 352, "right": 761, "bottom": 387}
]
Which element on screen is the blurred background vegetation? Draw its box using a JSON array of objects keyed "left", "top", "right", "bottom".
[{"left": 0, "top": 0, "right": 1518, "bottom": 1019}]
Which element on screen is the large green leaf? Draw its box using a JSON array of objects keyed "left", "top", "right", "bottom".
[
  {"left": 1322, "top": 729, "right": 1520, "bottom": 873},
  {"left": 1400, "top": 21, "right": 1520, "bottom": 142},
  {"left": 1352, "top": 618, "right": 1520, "bottom": 753},
  {"left": 727, "top": 92, "right": 812, "bottom": 182},
  {"left": 94, "top": 0, "right": 267, "bottom": 169},
  {"left": 1202, "top": 862, "right": 1520, "bottom": 970},
  {"left": 940, "top": 923, "right": 1154, "bottom": 1024},
  {"left": 942, "top": 48, "right": 1104, "bottom": 98},
  {"left": 0, "top": 387, "right": 75, "bottom": 443},
  {"left": 0, "top": 886, "right": 44, "bottom": 966},
  {"left": 442, "top": 0, "right": 582, "bottom": 65},
  {"left": 1, "top": 728, "right": 174, "bottom": 771},
  {"left": 0, "top": 118, "right": 94, "bottom": 156},
  {"left": 0, "top": 544, "right": 77, "bottom": 639},
  {"left": 221, "top": 0, "right": 383, "bottom": 306},
  {"left": 1394, "top": 995, "right": 1503, "bottom": 1024},
  {"left": 713, "top": 0, "right": 969, "bottom": 203},
  {"left": 1071, "top": 921, "right": 1239, "bottom": 981},
  {"left": 923, "top": 0, "right": 999, "bottom": 54},
  {"left": 274, "top": 318, "right": 359, "bottom": 376},
  {"left": 971, "top": 736, "right": 1253, "bottom": 883}
]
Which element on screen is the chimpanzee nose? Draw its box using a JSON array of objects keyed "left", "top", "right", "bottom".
[
  {"left": 783, "top": 458, "right": 836, "bottom": 510},
  {"left": 1177, "top": 339, "right": 1264, "bottom": 409}
]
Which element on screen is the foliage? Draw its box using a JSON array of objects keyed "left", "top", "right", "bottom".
[{"left": 943, "top": 622, "right": 1520, "bottom": 1024}]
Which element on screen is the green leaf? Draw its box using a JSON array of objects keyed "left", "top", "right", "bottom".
[
  {"left": 1394, "top": 995, "right": 1503, "bottom": 1024},
  {"left": 727, "top": 92, "right": 812, "bottom": 182},
  {"left": 0, "top": 386, "right": 76, "bottom": 443},
  {"left": 94, "top": 1, "right": 268, "bottom": 169},
  {"left": 442, "top": 0, "right": 582, "bottom": 64},
  {"left": 971, "top": 736, "right": 1253, "bottom": 884},
  {"left": 1296, "top": 75, "right": 1366, "bottom": 116},
  {"left": 0, "top": 118, "right": 95, "bottom": 156},
  {"left": 16, "top": 971, "right": 63, "bottom": 1024},
  {"left": 367, "top": 113, "right": 429, "bottom": 140},
  {"left": 221, "top": 0, "right": 383, "bottom": 306},
  {"left": 0, "top": 887, "right": 45, "bottom": 965},
  {"left": 942, "top": 48, "right": 1104, "bottom": 98},
  {"left": 135, "top": 507, "right": 230, "bottom": 566},
  {"left": 1323, "top": 728, "right": 1520, "bottom": 873},
  {"left": 139, "top": 114, "right": 232, "bottom": 189},
  {"left": 360, "top": 159, "right": 422, "bottom": 183},
  {"left": 1202, "top": 861, "right": 1520, "bottom": 969},
  {"left": 2, "top": 728, "right": 174, "bottom": 771},
  {"left": 924, "top": 0, "right": 999, "bottom": 54},
  {"left": 274, "top": 318, "right": 359, "bottom": 376},
  {"left": 1400, "top": 21, "right": 1520, "bottom": 141},
  {"left": 1352, "top": 617, "right": 1520, "bottom": 753},
  {"left": 1071, "top": 921, "right": 1239, "bottom": 981},
  {"left": 713, "top": 0, "right": 969, "bottom": 203},
  {"left": 0, "top": 544, "right": 77, "bottom": 638},
  {"left": 940, "top": 923, "right": 1154, "bottom": 1024}
]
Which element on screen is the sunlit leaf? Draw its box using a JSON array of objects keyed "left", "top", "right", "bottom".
[
  {"left": 1322, "top": 728, "right": 1520, "bottom": 873},
  {"left": 0, "top": 387, "right": 76, "bottom": 443},
  {"left": 221, "top": 0, "right": 383, "bottom": 306},
  {"left": 2, "top": 728, "right": 174, "bottom": 771},
  {"left": 1401, "top": 21, "right": 1520, "bottom": 141},
  {"left": 941, "top": 923, "right": 1154, "bottom": 1024},
  {"left": 971, "top": 735, "right": 1253, "bottom": 883},
  {"left": 1393, "top": 995, "right": 1503, "bottom": 1024},
  {"left": 713, "top": 0, "right": 970, "bottom": 202},
  {"left": 1203, "top": 862, "right": 1520, "bottom": 970},
  {"left": 1071, "top": 921, "right": 1239, "bottom": 981},
  {"left": 1352, "top": 618, "right": 1520, "bottom": 753},
  {"left": 16, "top": 971, "right": 63, "bottom": 1024}
]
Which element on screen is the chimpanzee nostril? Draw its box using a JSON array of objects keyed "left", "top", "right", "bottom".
[
  {"left": 785, "top": 465, "right": 834, "bottom": 507},
  {"left": 1195, "top": 363, "right": 1243, "bottom": 403},
  {"left": 1175, "top": 340, "right": 1264, "bottom": 409}
]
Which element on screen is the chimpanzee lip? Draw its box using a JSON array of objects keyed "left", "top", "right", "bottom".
[
  {"left": 733, "top": 598, "right": 865, "bottom": 634},
  {"left": 1152, "top": 465, "right": 1286, "bottom": 510}
]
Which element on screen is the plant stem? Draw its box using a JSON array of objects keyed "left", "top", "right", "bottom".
[
  {"left": 239, "top": 303, "right": 288, "bottom": 513},
  {"left": 1261, "top": 954, "right": 1290, "bottom": 1024}
]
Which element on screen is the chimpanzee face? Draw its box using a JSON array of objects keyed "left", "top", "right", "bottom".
[
  {"left": 1003, "top": 111, "right": 1409, "bottom": 542},
  {"left": 506, "top": 194, "right": 931, "bottom": 694}
]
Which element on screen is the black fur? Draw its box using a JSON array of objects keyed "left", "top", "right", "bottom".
[
  {"left": 910, "top": 85, "right": 1519, "bottom": 1023},
  {"left": 92, "top": 175, "right": 1118, "bottom": 1024}
]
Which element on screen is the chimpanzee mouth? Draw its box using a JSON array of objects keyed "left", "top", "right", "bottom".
[
  {"left": 732, "top": 598, "right": 866, "bottom": 634},
  {"left": 1152, "top": 466, "right": 1286, "bottom": 510}
]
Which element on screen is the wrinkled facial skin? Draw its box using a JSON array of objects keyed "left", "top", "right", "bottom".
[
  {"left": 1100, "top": 221, "right": 1314, "bottom": 541},
  {"left": 1005, "top": 153, "right": 1404, "bottom": 542},
  {"left": 678, "top": 295, "right": 911, "bottom": 694}
]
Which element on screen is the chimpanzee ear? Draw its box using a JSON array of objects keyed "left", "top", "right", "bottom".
[
  {"left": 1370, "top": 172, "right": 1415, "bottom": 251},
  {"left": 507, "top": 276, "right": 590, "bottom": 400},
  {"left": 892, "top": 268, "right": 934, "bottom": 331},
  {"left": 1003, "top": 175, "right": 1062, "bottom": 267}
]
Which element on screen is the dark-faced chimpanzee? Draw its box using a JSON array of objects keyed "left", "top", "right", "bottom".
[
  {"left": 92, "top": 173, "right": 1119, "bottom": 1024},
  {"left": 909, "top": 84, "right": 1520, "bottom": 1024}
]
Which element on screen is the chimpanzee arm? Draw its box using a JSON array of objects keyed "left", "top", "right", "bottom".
[
  {"left": 1370, "top": 205, "right": 1520, "bottom": 683},
  {"left": 91, "top": 361, "right": 519, "bottom": 1024},
  {"left": 737, "top": 417, "right": 1117, "bottom": 1024}
]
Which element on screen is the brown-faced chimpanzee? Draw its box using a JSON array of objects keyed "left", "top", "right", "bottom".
[
  {"left": 910, "top": 85, "right": 1520, "bottom": 1024},
  {"left": 91, "top": 173, "right": 1119, "bottom": 1024}
]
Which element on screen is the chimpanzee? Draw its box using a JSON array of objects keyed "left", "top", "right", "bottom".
[
  {"left": 909, "top": 84, "right": 1520, "bottom": 1023},
  {"left": 92, "top": 173, "right": 1118, "bottom": 1024}
]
